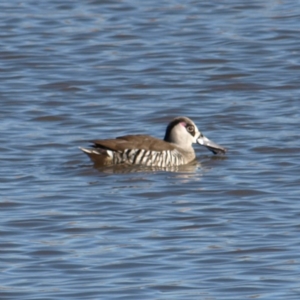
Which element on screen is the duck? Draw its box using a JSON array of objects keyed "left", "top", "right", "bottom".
[{"left": 80, "top": 116, "right": 226, "bottom": 167}]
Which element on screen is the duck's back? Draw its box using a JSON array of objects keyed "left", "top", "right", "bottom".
[{"left": 92, "top": 135, "right": 175, "bottom": 152}]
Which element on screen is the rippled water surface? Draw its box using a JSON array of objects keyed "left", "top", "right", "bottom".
[{"left": 1, "top": 1, "right": 300, "bottom": 299}]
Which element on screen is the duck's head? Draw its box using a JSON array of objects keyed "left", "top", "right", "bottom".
[{"left": 164, "top": 116, "right": 226, "bottom": 154}]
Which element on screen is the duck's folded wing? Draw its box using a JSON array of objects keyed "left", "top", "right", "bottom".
[{"left": 92, "top": 135, "right": 175, "bottom": 152}]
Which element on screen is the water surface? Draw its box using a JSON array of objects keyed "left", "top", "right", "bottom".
[{"left": 1, "top": 1, "right": 300, "bottom": 299}]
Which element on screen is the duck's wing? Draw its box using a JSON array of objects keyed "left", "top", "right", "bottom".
[{"left": 92, "top": 135, "right": 175, "bottom": 152}]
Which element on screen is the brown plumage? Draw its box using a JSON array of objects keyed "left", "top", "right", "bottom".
[
  {"left": 92, "top": 135, "right": 175, "bottom": 152},
  {"left": 80, "top": 116, "right": 226, "bottom": 167}
]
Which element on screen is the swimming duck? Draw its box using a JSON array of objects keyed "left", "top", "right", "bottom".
[{"left": 80, "top": 116, "right": 226, "bottom": 167}]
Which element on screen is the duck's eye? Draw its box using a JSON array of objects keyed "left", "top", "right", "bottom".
[{"left": 187, "top": 125, "right": 194, "bottom": 133}]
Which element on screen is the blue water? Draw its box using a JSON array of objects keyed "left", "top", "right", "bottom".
[{"left": 1, "top": 1, "right": 300, "bottom": 299}]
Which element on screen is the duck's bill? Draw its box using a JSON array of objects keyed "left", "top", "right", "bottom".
[{"left": 197, "top": 135, "right": 227, "bottom": 155}]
